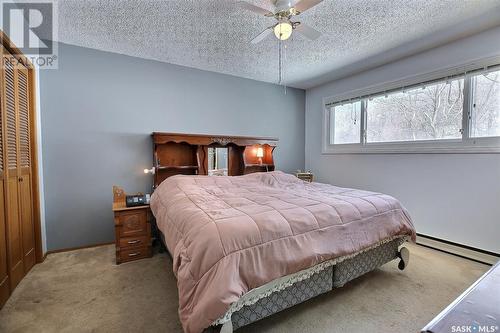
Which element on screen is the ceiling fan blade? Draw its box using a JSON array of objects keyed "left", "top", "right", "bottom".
[
  {"left": 295, "top": 22, "right": 322, "bottom": 40},
  {"left": 294, "top": 0, "right": 324, "bottom": 13},
  {"left": 251, "top": 27, "right": 273, "bottom": 44},
  {"left": 237, "top": 1, "right": 274, "bottom": 17}
]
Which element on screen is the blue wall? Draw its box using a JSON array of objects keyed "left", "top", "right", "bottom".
[{"left": 40, "top": 42, "right": 305, "bottom": 251}]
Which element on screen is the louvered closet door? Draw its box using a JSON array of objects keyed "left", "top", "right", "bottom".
[
  {"left": 0, "top": 49, "right": 10, "bottom": 307},
  {"left": 17, "top": 66, "right": 35, "bottom": 272},
  {"left": 3, "top": 52, "right": 25, "bottom": 290}
]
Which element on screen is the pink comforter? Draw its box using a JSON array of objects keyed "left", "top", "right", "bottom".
[{"left": 150, "top": 171, "right": 415, "bottom": 333}]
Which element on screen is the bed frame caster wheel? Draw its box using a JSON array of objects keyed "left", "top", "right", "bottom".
[
  {"left": 220, "top": 320, "right": 233, "bottom": 333},
  {"left": 397, "top": 247, "right": 410, "bottom": 270}
]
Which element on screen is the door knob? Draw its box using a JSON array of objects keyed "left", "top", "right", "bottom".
[{"left": 18, "top": 177, "right": 23, "bottom": 182}]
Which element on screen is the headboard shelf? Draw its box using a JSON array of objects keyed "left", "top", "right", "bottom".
[
  {"left": 245, "top": 163, "right": 274, "bottom": 167},
  {"left": 157, "top": 165, "right": 199, "bottom": 170},
  {"left": 151, "top": 132, "right": 278, "bottom": 188}
]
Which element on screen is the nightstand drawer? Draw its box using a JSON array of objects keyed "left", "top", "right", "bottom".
[
  {"left": 117, "top": 211, "right": 148, "bottom": 237},
  {"left": 119, "top": 235, "right": 150, "bottom": 249},
  {"left": 119, "top": 246, "right": 151, "bottom": 263}
]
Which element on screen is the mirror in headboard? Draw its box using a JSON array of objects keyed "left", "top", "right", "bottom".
[
  {"left": 208, "top": 147, "right": 228, "bottom": 176},
  {"left": 151, "top": 132, "right": 278, "bottom": 188}
]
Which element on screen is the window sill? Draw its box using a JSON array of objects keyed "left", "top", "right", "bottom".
[{"left": 322, "top": 142, "right": 500, "bottom": 154}]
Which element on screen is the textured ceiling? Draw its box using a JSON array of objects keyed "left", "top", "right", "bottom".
[{"left": 53, "top": 0, "right": 500, "bottom": 89}]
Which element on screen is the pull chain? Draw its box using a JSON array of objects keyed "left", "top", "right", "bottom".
[
  {"left": 278, "top": 39, "right": 282, "bottom": 85},
  {"left": 284, "top": 43, "right": 287, "bottom": 95},
  {"left": 278, "top": 39, "right": 287, "bottom": 94}
]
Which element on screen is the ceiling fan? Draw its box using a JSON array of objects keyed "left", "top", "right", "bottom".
[{"left": 237, "top": 0, "right": 323, "bottom": 44}]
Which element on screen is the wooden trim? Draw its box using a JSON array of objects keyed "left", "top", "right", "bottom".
[
  {"left": 152, "top": 132, "right": 279, "bottom": 146},
  {"left": 152, "top": 132, "right": 278, "bottom": 141},
  {"left": 0, "top": 31, "right": 34, "bottom": 70},
  {"left": 0, "top": 42, "right": 11, "bottom": 311},
  {"left": 112, "top": 203, "right": 150, "bottom": 212},
  {"left": 28, "top": 60, "right": 43, "bottom": 263},
  {"left": 45, "top": 242, "right": 115, "bottom": 256},
  {"left": 0, "top": 30, "right": 43, "bottom": 264}
]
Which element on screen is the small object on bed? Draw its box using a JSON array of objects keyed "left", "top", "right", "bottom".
[{"left": 295, "top": 170, "right": 314, "bottom": 182}]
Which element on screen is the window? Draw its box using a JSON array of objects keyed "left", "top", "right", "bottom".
[
  {"left": 330, "top": 101, "right": 361, "bottom": 144},
  {"left": 471, "top": 70, "right": 500, "bottom": 138},
  {"left": 324, "top": 66, "right": 500, "bottom": 153},
  {"left": 366, "top": 79, "right": 464, "bottom": 143}
]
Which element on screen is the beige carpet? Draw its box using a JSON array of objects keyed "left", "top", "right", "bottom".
[{"left": 0, "top": 243, "right": 488, "bottom": 333}]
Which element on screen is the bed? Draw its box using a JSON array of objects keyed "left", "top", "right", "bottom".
[{"left": 150, "top": 170, "right": 415, "bottom": 333}]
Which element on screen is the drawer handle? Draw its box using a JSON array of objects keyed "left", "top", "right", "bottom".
[
  {"left": 128, "top": 252, "right": 141, "bottom": 257},
  {"left": 127, "top": 240, "right": 141, "bottom": 245}
]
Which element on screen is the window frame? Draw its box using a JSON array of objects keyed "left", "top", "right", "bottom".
[
  {"left": 329, "top": 100, "right": 364, "bottom": 147},
  {"left": 322, "top": 64, "right": 500, "bottom": 154}
]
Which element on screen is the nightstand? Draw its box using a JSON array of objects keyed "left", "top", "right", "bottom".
[{"left": 112, "top": 186, "right": 153, "bottom": 264}]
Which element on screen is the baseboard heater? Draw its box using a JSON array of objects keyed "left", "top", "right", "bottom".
[{"left": 416, "top": 233, "right": 500, "bottom": 265}]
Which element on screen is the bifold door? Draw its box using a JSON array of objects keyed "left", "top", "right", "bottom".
[{"left": 1, "top": 45, "right": 36, "bottom": 300}]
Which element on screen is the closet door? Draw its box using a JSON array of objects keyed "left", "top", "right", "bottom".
[
  {"left": 3, "top": 53, "right": 24, "bottom": 289},
  {"left": 0, "top": 57, "right": 10, "bottom": 307},
  {"left": 17, "top": 66, "right": 35, "bottom": 272}
]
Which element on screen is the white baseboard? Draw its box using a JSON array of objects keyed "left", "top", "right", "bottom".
[{"left": 416, "top": 235, "right": 499, "bottom": 265}]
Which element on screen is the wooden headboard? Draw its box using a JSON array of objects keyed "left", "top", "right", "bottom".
[{"left": 151, "top": 132, "right": 278, "bottom": 188}]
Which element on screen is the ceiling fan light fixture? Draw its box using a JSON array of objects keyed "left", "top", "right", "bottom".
[{"left": 274, "top": 21, "right": 293, "bottom": 40}]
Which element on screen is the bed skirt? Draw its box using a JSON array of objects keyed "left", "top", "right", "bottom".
[
  {"left": 226, "top": 237, "right": 404, "bottom": 330},
  {"left": 158, "top": 231, "right": 406, "bottom": 332}
]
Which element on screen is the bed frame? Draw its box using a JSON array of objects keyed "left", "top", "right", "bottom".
[
  {"left": 150, "top": 132, "right": 411, "bottom": 333},
  {"left": 158, "top": 232, "right": 409, "bottom": 333}
]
